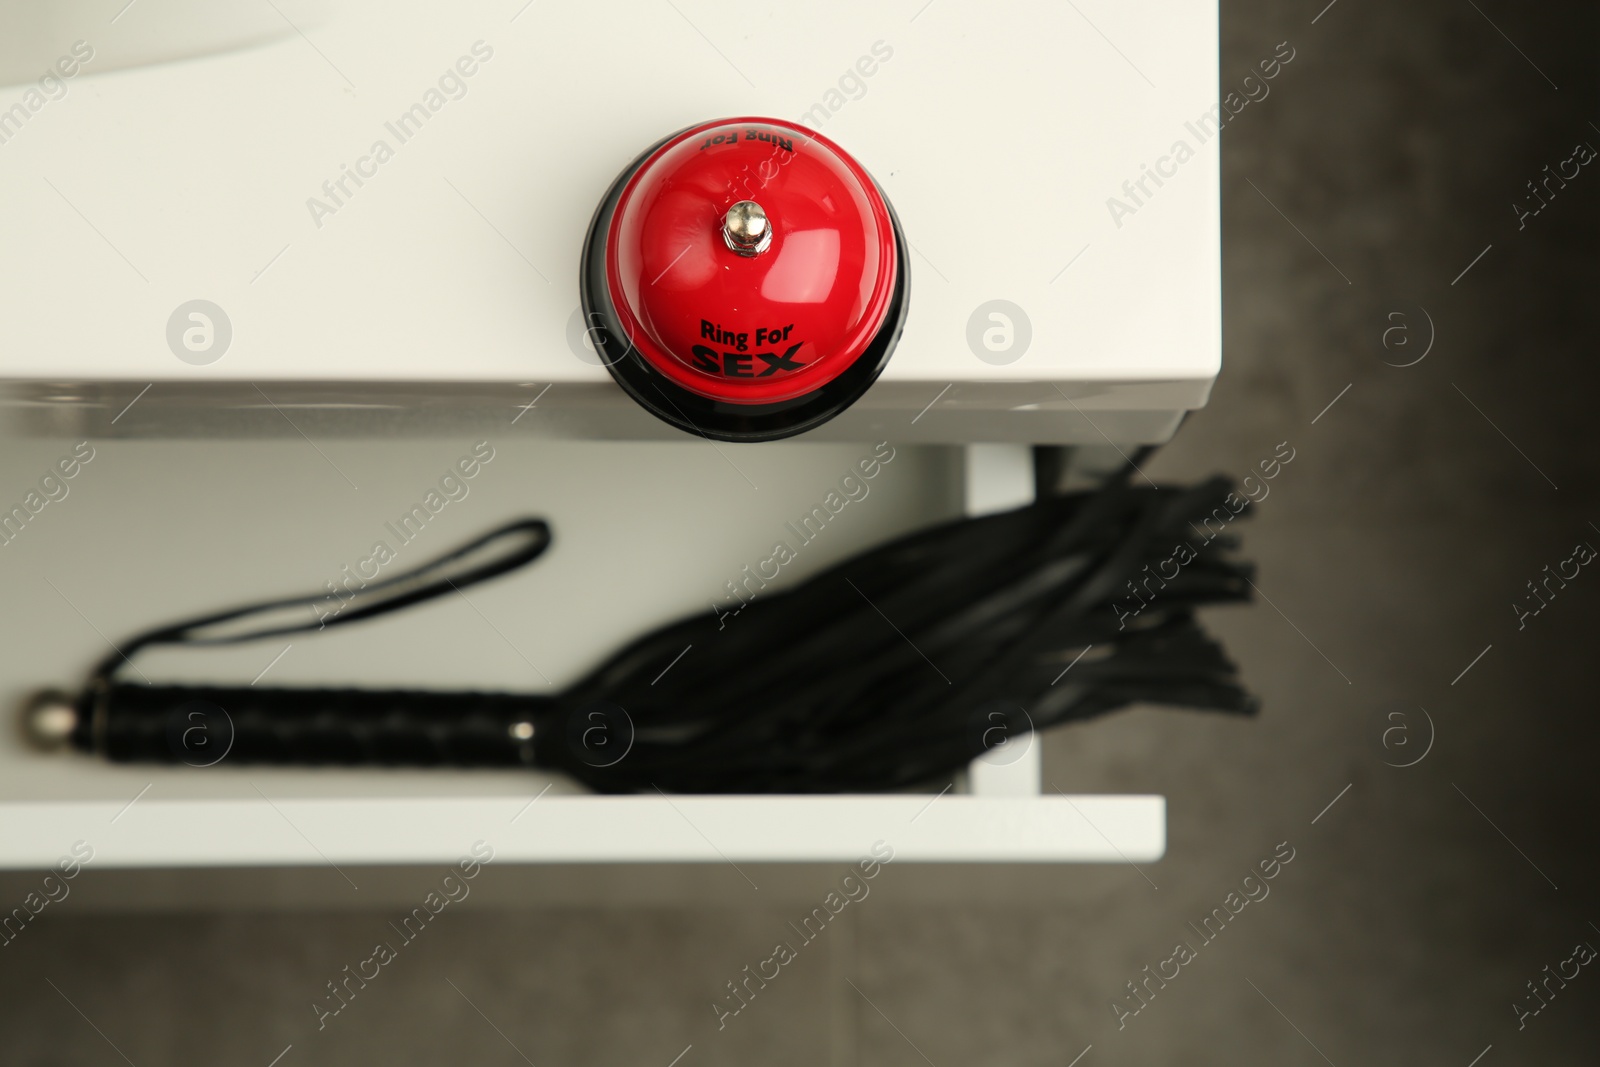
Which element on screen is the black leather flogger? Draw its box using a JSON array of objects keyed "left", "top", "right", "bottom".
[{"left": 25, "top": 479, "right": 1259, "bottom": 794}]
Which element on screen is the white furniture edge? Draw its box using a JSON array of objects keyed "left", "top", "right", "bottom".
[{"left": 0, "top": 795, "right": 1164, "bottom": 868}]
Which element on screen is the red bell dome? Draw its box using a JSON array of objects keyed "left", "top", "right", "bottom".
[{"left": 581, "top": 117, "right": 908, "bottom": 441}]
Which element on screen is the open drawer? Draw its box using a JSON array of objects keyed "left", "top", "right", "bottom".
[{"left": 0, "top": 438, "right": 1163, "bottom": 869}]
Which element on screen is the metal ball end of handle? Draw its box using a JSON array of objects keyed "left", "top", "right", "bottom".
[{"left": 22, "top": 690, "right": 80, "bottom": 750}]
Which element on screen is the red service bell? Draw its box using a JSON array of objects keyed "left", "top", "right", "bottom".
[{"left": 581, "top": 117, "right": 909, "bottom": 441}]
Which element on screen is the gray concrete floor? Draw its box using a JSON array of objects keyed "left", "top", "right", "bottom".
[{"left": 4, "top": 1, "right": 1599, "bottom": 1065}]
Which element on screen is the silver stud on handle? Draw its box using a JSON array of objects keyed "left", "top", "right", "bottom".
[{"left": 23, "top": 691, "right": 79, "bottom": 749}]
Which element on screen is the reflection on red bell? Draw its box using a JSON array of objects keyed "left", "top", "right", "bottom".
[{"left": 581, "top": 117, "right": 909, "bottom": 442}]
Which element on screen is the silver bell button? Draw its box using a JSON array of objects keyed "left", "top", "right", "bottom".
[{"left": 722, "top": 200, "right": 773, "bottom": 256}]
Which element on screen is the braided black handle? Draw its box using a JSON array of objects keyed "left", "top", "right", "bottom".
[{"left": 83, "top": 684, "right": 558, "bottom": 767}]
